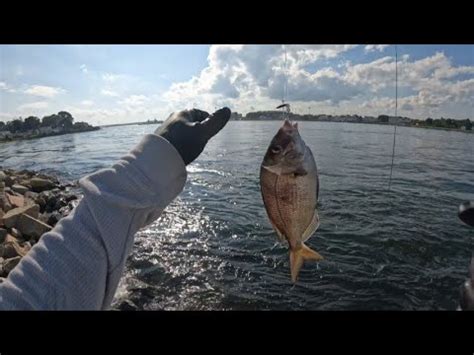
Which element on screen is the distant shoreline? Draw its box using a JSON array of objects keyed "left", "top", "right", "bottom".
[
  {"left": 100, "top": 120, "right": 163, "bottom": 128},
  {"left": 0, "top": 126, "right": 100, "bottom": 143},
  {"left": 231, "top": 119, "right": 474, "bottom": 134}
]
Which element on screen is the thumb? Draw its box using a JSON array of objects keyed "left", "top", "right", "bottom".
[{"left": 199, "top": 107, "right": 231, "bottom": 139}]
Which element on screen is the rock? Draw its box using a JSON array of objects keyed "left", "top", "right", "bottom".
[
  {"left": 6, "top": 193, "right": 24, "bottom": 208},
  {"left": 47, "top": 211, "right": 62, "bottom": 226},
  {"left": 36, "top": 196, "right": 47, "bottom": 212},
  {"left": 11, "top": 184, "right": 29, "bottom": 195},
  {"left": 10, "top": 227, "right": 22, "bottom": 239},
  {"left": 0, "top": 171, "right": 6, "bottom": 182},
  {"left": 30, "top": 177, "right": 56, "bottom": 192},
  {"left": 0, "top": 236, "right": 29, "bottom": 258},
  {"left": 25, "top": 191, "right": 39, "bottom": 200},
  {"left": 54, "top": 197, "right": 67, "bottom": 211},
  {"left": 16, "top": 213, "right": 52, "bottom": 239},
  {"left": 2, "top": 204, "right": 40, "bottom": 228},
  {"left": 1, "top": 256, "right": 22, "bottom": 275},
  {"left": 0, "top": 228, "right": 7, "bottom": 242},
  {"left": 4, "top": 176, "right": 14, "bottom": 187},
  {"left": 65, "top": 194, "right": 78, "bottom": 202},
  {"left": 38, "top": 212, "right": 50, "bottom": 224},
  {"left": 45, "top": 195, "right": 59, "bottom": 213},
  {"left": 0, "top": 195, "right": 12, "bottom": 213},
  {"left": 4, "top": 186, "right": 12, "bottom": 194},
  {"left": 0, "top": 277, "right": 6, "bottom": 284},
  {"left": 0, "top": 209, "right": 4, "bottom": 227},
  {"left": 4, "top": 234, "right": 18, "bottom": 243},
  {"left": 117, "top": 299, "right": 140, "bottom": 311}
]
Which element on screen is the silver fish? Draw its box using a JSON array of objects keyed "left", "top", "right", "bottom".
[{"left": 260, "top": 119, "right": 323, "bottom": 282}]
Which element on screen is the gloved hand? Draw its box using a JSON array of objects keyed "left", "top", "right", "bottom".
[{"left": 155, "top": 107, "right": 231, "bottom": 165}]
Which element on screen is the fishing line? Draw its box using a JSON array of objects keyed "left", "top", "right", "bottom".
[
  {"left": 388, "top": 44, "right": 398, "bottom": 191},
  {"left": 276, "top": 45, "right": 291, "bottom": 120}
]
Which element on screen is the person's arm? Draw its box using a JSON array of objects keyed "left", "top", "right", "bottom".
[{"left": 0, "top": 108, "right": 230, "bottom": 310}]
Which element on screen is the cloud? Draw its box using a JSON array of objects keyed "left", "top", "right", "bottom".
[
  {"left": 0, "top": 82, "right": 6, "bottom": 89},
  {"left": 81, "top": 100, "right": 94, "bottom": 106},
  {"left": 162, "top": 46, "right": 473, "bottom": 119},
  {"left": 365, "top": 45, "right": 389, "bottom": 53},
  {"left": 101, "top": 89, "right": 119, "bottom": 97},
  {"left": 24, "top": 85, "right": 65, "bottom": 98},
  {"left": 18, "top": 101, "right": 49, "bottom": 111},
  {"left": 163, "top": 45, "right": 359, "bottom": 110},
  {"left": 80, "top": 64, "right": 88, "bottom": 74},
  {"left": 119, "top": 95, "right": 149, "bottom": 107}
]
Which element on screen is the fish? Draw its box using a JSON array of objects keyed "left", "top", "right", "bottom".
[
  {"left": 260, "top": 119, "right": 323, "bottom": 282},
  {"left": 459, "top": 257, "right": 474, "bottom": 310}
]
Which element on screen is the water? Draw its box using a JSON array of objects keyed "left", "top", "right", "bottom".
[{"left": 1, "top": 121, "right": 473, "bottom": 310}]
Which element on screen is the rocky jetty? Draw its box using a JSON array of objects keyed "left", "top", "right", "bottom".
[{"left": 0, "top": 168, "right": 81, "bottom": 279}]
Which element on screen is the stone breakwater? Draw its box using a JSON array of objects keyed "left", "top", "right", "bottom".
[{"left": 0, "top": 168, "right": 82, "bottom": 282}]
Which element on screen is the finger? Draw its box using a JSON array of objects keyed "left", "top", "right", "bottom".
[
  {"left": 199, "top": 107, "right": 231, "bottom": 139},
  {"left": 187, "top": 108, "right": 210, "bottom": 122}
]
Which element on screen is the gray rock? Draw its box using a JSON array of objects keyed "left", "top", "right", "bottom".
[
  {"left": 4, "top": 176, "right": 14, "bottom": 187},
  {"left": 0, "top": 237, "right": 29, "bottom": 258},
  {"left": 0, "top": 170, "right": 6, "bottom": 182},
  {"left": 10, "top": 227, "right": 22, "bottom": 239},
  {"left": 11, "top": 184, "right": 29, "bottom": 195},
  {"left": 0, "top": 228, "right": 7, "bottom": 242},
  {"left": 117, "top": 299, "right": 140, "bottom": 311},
  {"left": 30, "top": 177, "right": 56, "bottom": 192},
  {"left": 0, "top": 195, "right": 12, "bottom": 213},
  {"left": 25, "top": 191, "right": 39, "bottom": 200},
  {"left": 2, "top": 204, "right": 40, "bottom": 228},
  {"left": 47, "top": 211, "right": 62, "bottom": 226},
  {"left": 2, "top": 256, "right": 22, "bottom": 275},
  {"left": 16, "top": 213, "right": 52, "bottom": 239},
  {"left": 65, "top": 194, "right": 78, "bottom": 202}
]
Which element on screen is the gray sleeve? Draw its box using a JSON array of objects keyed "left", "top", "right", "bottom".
[{"left": 0, "top": 134, "right": 187, "bottom": 310}]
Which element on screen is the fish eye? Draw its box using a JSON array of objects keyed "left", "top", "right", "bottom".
[{"left": 271, "top": 146, "right": 282, "bottom": 154}]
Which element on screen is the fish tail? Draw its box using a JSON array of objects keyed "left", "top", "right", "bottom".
[{"left": 289, "top": 243, "right": 324, "bottom": 283}]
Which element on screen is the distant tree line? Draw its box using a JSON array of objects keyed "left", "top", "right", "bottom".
[
  {"left": 410, "top": 117, "right": 472, "bottom": 130},
  {"left": 0, "top": 111, "right": 96, "bottom": 133}
]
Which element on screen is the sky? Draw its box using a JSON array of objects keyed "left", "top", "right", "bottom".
[{"left": 0, "top": 45, "right": 473, "bottom": 125}]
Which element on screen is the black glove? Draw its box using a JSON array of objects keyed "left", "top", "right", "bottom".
[{"left": 155, "top": 107, "right": 231, "bottom": 165}]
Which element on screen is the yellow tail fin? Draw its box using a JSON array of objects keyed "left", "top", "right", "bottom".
[{"left": 289, "top": 243, "right": 324, "bottom": 283}]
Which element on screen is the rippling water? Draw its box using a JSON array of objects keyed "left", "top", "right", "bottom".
[{"left": 1, "top": 122, "right": 473, "bottom": 310}]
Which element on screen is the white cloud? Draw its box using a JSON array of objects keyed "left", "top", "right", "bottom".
[
  {"left": 162, "top": 45, "right": 474, "bottom": 119},
  {"left": 24, "top": 85, "right": 65, "bottom": 98},
  {"left": 365, "top": 45, "right": 389, "bottom": 53},
  {"left": 0, "top": 81, "right": 17, "bottom": 93},
  {"left": 163, "top": 45, "right": 359, "bottom": 110},
  {"left": 18, "top": 101, "right": 49, "bottom": 111},
  {"left": 81, "top": 100, "right": 94, "bottom": 106},
  {"left": 80, "top": 64, "right": 88, "bottom": 74},
  {"left": 101, "top": 89, "right": 119, "bottom": 97},
  {"left": 119, "top": 95, "right": 149, "bottom": 107}
]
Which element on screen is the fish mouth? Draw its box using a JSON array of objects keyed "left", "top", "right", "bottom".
[{"left": 282, "top": 119, "right": 298, "bottom": 131}]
